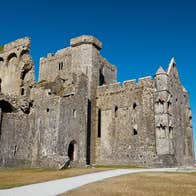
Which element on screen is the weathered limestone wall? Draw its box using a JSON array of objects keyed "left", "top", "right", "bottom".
[
  {"left": 58, "top": 74, "right": 88, "bottom": 167},
  {"left": 0, "top": 35, "right": 194, "bottom": 169},
  {"left": 0, "top": 37, "right": 34, "bottom": 96},
  {"left": 166, "top": 60, "right": 195, "bottom": 166},
  {"left": 0, "top": 72, "right": 88, "bottom": 169},
  {"left": 95, "top": 77, "right": 158, "bottom": 167},
  {"left": 70, "top": 35, "right": 116, "bottom": 164},
  {"left": 39, "top": 48, "right": 72, "bottom": 82},
  {"left": 70, "top": 35, "right": 116, "bottom": 91},
  {"left": 0, "top": 113, "right": 32, "bottom": 167},
  {"left": 29, "top": 74, "right": 88, "bottom": 168}
]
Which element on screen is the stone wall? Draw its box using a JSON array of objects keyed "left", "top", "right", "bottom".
[
  {"left": 70, "top": 35, "right": 117, "bottom": 164},
  {"left": 39, "top": 48, "right": 72, "bottom": 82},
  {"left": 30, "top": 73, "right": 89, "bottom": 168},
  {"left": 0, "top": 113, "right": 32, "bottom": 167},
  {"left": 166, "top": 59, "right": 195, "bottom": 166},
  {"left": 95, "top": 77, "right": 158, "bottom": 167}
]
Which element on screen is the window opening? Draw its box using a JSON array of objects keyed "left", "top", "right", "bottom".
[{"left": 98, "top": 109, "right": 101, "bottom": 137}]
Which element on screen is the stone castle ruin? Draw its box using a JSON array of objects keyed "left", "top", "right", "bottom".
[{"left": 0, "top": 35, "right": 194, "bottom": 169}]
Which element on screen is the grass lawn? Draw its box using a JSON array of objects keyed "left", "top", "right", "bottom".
[
  {"left": 0, "top": 167, "right": 110, "bottom": 189},
  {"left": 64, "top": 172, "right": 196, "bottom": 196}
]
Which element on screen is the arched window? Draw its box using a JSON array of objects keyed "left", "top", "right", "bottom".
[
  {"left": 7, "top": 53, "right": 17, "bottom": 63},
  {"left": 19, "top": 50, "right": 29, "bottom": 60}
]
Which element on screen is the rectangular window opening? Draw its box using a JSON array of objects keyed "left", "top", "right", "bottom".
[{"left": 98, "top": 108, "right": 101, "bottom": 138}]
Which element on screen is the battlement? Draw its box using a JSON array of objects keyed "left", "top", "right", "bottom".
[
  {"left": 40, "top": 47, "right": 71, "bottom": 63},
  {"left": 70, "top": 35, "right": 102, "bottom": 50},
  {"left": 97, "top": 76, "right": 154, "bottom": 97}
]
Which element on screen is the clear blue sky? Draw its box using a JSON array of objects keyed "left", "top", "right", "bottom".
[{"left": 0, "top": 0, "right": 196, "bottom": 157}]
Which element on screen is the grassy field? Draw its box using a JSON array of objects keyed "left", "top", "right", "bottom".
[
  {"left": 0, "top": 167, "right": 110, "bottom": 189},
  {"left": 64, "top": 172, "right": 196, "bottom": 196}
]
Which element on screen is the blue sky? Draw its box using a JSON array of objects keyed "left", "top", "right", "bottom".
[{"left": 0, "top": 0, "right": 196, "bottom": 156}]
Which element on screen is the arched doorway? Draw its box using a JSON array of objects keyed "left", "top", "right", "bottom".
[{"left": 68, "top": 140, "right": 76, "bottom": 161}]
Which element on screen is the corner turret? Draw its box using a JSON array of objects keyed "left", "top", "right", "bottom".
[{"left": 155, "top": 66, "right": 168, "bottom": 91}]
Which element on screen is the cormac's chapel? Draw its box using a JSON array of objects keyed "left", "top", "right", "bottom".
[{"left": 0, "top": 35, "right": 194, "bottom": 168}]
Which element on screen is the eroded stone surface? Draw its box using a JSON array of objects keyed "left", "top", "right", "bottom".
[{"left": 0, "top": 35, "right": 194, "bottom": 169}]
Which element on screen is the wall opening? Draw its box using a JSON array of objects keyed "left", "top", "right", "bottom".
[
  {"left": 133, "top": 102, "right": 137, "bottom": 109},
  {"left": 0, "top": 78, "right": 1, "bottom": 93},
  {"left": 86, "top": 99, "right": 91, "bottom": 165},
  {"left": 133, "top": 128, "right": 138, "bottom": 135},
  {"left": 0, "top": 57, "right": 4, "bottom": 63},
  {"left": 158, "top": 99, "right": 164, "bottom": 105},
  {"left": 19, "top": 50, "right": 29, "bottom": 60},
  {"left": 99, "top": 68, "right": 105, "bottom": 86},
  {"left": 21, "top": 88, "right": 25, "bottom": 96},
  {"left": 46, "top": 108, "right": 49, "bottom": 112},
  {"left": 13, "top": 145, "right": 17, "bottom": 156},
  {"left": 68, "top": 140, "right": 76, "bottom": 161},
  {"left": 59, "top": 62, "right": 63, "bottom": 70},
  {"left": 98, "top": 108, "right": 101, "bottom": 138},
  {"left": 167, "top": 101, "right": 171, "bottom": 113},
  {"left": 115, "top": 106, "right": 118, "bottom": 117},
  {"left": 7, "top": 53, "right": 17, "bottom": 62},
  {"left": 73, "top": 109, "right": 76, "bottom": 118},
  {"left": 169, "top": 126, "right": 173, "bottom": 139},
  {"left": 21, "top": 68, "right": 29, "bottom": 80},
  {"left": 0, "top": 100, "right": 15, "bottom": 113}
]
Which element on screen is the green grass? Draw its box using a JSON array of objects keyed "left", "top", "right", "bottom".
[{"left": 0, "top": 45, "right": 4, "bottom": 52}]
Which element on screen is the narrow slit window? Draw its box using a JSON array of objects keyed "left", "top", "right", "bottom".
[
  {"left": 115, "top": 106, "right": 118, "bottom": 118},
  {"left": 98, "top": 109, "right": 101, "bottom": 138},
  {"left": 59, "top": 62, "right": 63, "bottom": 70},
  {"left": 133, "top": 102, "right": 137, "bottom": 109},
  {"left": 21, "top": 88, "right": 25, "bottom": 96},
  {"left": 73, "top": 109, "right": 76, "bottom": 118},
  {"left": 60, "top": 62, "right": 63, "bottom": 70},
  {"left": 99, "top": 68, "right": 105, "bottom": 86}
]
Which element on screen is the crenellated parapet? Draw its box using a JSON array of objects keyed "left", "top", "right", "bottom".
[
  {"left": 97, "top": 76, "right": 153, "bottom": 97},
  {"left": 39, "top": 47, "right": 72, "bottom": 82}
]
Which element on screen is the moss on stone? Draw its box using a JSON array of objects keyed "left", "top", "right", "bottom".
[{"left": 0, "top": 45, "right": 4, "bottom": 52}]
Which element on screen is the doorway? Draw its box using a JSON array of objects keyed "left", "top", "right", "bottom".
[{"left": 68, "top": 140, "right": 76, "bottom": 161}]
